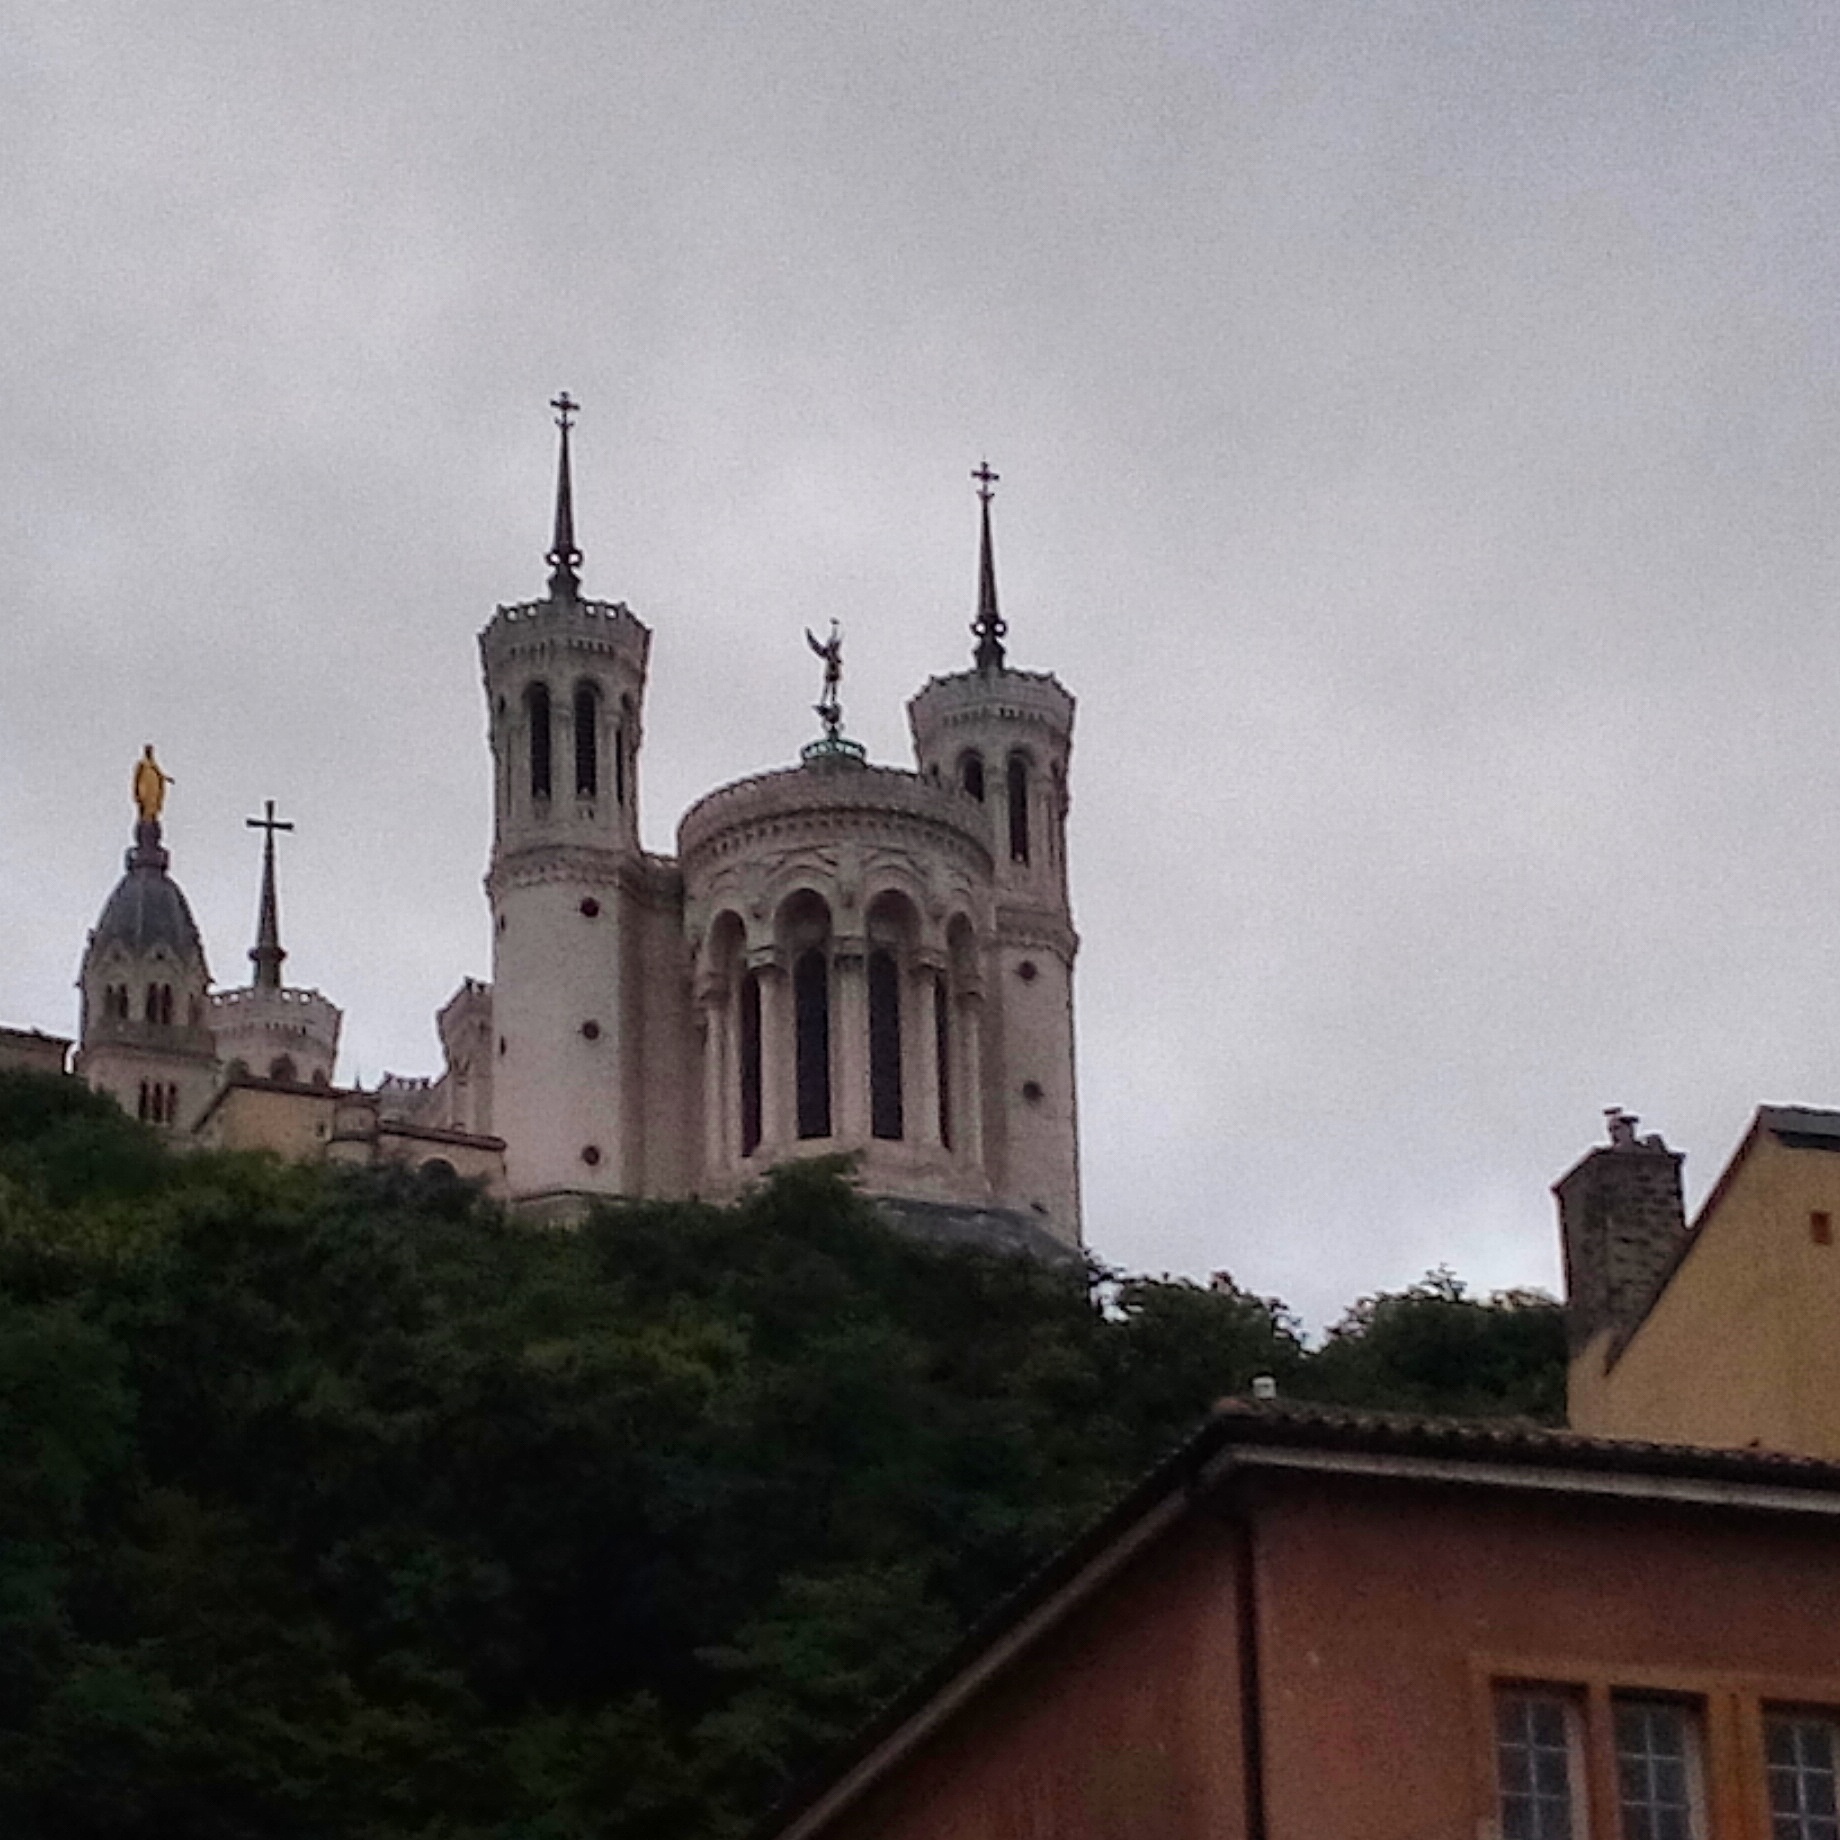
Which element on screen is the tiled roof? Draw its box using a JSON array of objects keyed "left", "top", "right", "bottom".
[{"left": 756, "top": 1398, "right": 1840, "bottom": 1838}]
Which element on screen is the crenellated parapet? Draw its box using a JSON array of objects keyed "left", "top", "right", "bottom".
[
  {"left": 210, "top": 984, "right": 342, "bottom": 1087},
  {"left": 908, "top": 665, "right": 1076, "bottom": 749}
]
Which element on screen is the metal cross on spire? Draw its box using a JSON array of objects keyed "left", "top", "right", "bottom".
[
  {"left": 546, "top": 391, "right": 583, "bottom": 600},
  {"left": 971, "top": 460, "right": 1008, "bottom": 673},
  {"left": 246, "top": 798, "right": 295, "bottom": 991}
]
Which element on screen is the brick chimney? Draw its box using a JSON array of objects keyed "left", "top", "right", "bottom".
[{"left": 1554, "top": 1109, "right": 1687, "bottom": 1353}]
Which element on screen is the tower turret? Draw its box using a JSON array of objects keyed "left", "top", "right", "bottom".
[
  {"left": 481, "top": 396, "right": 660, "bottom": 1207},
  {"left": 209, "top": 799, "right": 342, "bottom": 1086},
  {"left": 76, "top": 751, "right": 218, "bottom": 1131},
  {"left": 907, "top": 467, "right": 1080, "bottom": 1242}
]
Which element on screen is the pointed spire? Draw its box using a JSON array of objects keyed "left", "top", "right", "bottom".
[
  {"left": 245, "top": 799, "right": 294, "bottom": 991},
  {"left": 546, "top": 391, "right": 583, "bottom": 600},
  {"left": 971, "top": 461, "right": 1007, "bottom": 672}
]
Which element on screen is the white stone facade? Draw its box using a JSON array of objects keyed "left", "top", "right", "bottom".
[
  {"left": 54, "top": 431, "right": 1081, "bottom": 1250},
  {"left": 451, "top": 467, "right": 1083, "bottom": 1248},
  {"left": 210, "top": 985, "right": 341, "bottom": 1087}
]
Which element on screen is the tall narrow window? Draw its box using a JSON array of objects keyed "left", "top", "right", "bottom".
[
  {"left": 934, "top": 972, "right": 952, "bottom": 1150},
  {"left": 527, "top": 682, "right": 553, "bottom": 801},
  {"left": 794, "top": 949, "right": 831, "bottom": 1139},
  {"left": 160, "top": 986, "right": 174, "bottom": 1025},
  {"left": 739, "top": 970, "right": 763, "bottom": 1156},
  {"left": 615, "top": 720, "right": 628, "bottom": 808},
  {"left": 868, "top": 949, "right": 904, "bottom": 1140},
  {"left": 1007, "top": 754, "right": 1030, "bottom": 864},
  {"left": 961, "top": 752, "right": 985, "bottom": 802},
  {"left": 1614, "top": 1699, "right": 1704, "bottom": 1840},
  {"left": 574, "top": 682, "right": 599, "bottom": 798},
  {"left": 137, "top": 1080, "right": 150, "bottom": 1121},
  {"left": 1767, "top": 1714, "right": 1840, "bottom": 1840},
  {"left": 1495, "top": 1690, "right": 1582, "bottom": 1840}
]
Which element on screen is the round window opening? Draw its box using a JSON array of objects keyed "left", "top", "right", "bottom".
[
  {"left": 581, "top": 1144, "right": 602, "bottom": 1167},
  {"left": 580, "top": 897, "right": 601, "bottom": 918},
  {"left": 1022, "top": 1080, "right": 1045, "bottom": 1103},
  {"left": 1017, "top": 960, "right": 1039, "bottom": 983},
  {"left": 581, "top": 1020, "right": 601, "bottom": 1040}
]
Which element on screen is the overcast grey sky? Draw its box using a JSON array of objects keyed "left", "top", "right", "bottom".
[{"left": 6, "top": 0, "right": 1839, "bottom": 1324}]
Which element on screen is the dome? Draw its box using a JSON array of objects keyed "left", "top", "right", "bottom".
[{"left": 84, "top": 821, "right": 209, "bottom": 971}]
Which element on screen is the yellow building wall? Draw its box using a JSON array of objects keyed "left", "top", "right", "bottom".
[
  {"left": 1571, "top": 1132, "right": 1840, "bottom": 1460},
  {"left": 197, "top": 1082, "right": 339, "bottom": 1159}
]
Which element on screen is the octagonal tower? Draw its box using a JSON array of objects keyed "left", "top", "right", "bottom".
[
  {"left": 908, "top": 469, "right": 1080, "bottom": 1242},
  {"left": 480, "top": 397, "right": 665, "bottom": 1208}
]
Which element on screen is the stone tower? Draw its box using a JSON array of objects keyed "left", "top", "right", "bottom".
[
  {"left": 75, "top": 761, "right": 219, "bottom": 1132},
  {"left": 480, "top": 395, "right": 657, "bottom": 1208},
  {"left": 209, "top": 799, "right": 342, "bottom": 1086},
  {"left": 908, "top": 467, "right": 1081, "bottom": 1238}
]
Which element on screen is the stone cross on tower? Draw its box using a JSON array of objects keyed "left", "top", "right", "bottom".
[
  {"left": 546, "top": 391, "right": 583, "bottom": 600},
  {"left": 246, "top": 799, "right": 294, "bottom": 990},
  {"left": 971, "top": 461, "right": 1008, "bottom": 673}
]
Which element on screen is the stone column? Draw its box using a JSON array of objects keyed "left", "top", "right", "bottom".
[
  {"left": 908, "top": 958, "right": 942, "bottom": 1149},
  {"left": 698, "top": 984, "right": 728, "bottom": 1175},
  {"left": 958, "top": 989, "right": 986, "bottom": 1174},
  {"left": 751, "top": 951, "right": 788, "bottom": 1151},
  {"left": 833, "top": 942, "right": 869, "bottom": 1143}
]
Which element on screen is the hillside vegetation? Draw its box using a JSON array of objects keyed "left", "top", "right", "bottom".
[{"left": 0, "top": 1070, "right": 1563, "bottom": 1837}]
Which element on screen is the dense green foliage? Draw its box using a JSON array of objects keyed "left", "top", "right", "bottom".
[{"left": 0, "top": 1070, "right": 1563, "bottom": 1837}]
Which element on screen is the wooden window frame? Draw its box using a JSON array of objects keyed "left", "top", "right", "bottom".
[{"left": 1472, "top": 1657, "right": 1840, "bottom": 1840}]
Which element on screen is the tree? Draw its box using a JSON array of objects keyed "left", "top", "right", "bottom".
[
  {"left": 0, "top": 1073, "right": 1567, "bottom": 1836},
  {"left": 1296, "top": 1268, "right": 1566, "bottom": 1421}
]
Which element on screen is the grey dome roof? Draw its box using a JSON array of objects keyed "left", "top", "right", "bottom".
[{"left": 84, "top": 821, "right": 209, "bottom": 970}]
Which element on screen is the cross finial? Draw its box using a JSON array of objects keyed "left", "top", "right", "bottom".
[
  {"left": 971, "top": 460, "right": 1007, "bottom": 671},
  {"left": 546, "top": 392, "right": 583, "bottom": 598},
  {"left": 245, "top": 799, "right": 295, "bottom": 990},
  {"left": 246, "top": 798, "right": 294, "bottom": 844}
]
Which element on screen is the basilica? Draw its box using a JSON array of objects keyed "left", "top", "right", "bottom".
[{"left": 26, "top": 404, "right": 1083, "bottom": 1256}]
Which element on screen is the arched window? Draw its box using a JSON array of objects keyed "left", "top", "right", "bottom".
[
  {"left": 615, "top": 719, "right": 628, "bottom": 808},
  {"left": 160, "top": 986, "right": 174, "bottom": 1025},
  {"left": 144, "top": 984, "right": 159, "bottom": 1023},
  {"left": 268, "top": 1055, "right": 297, "bottom": 1084},
  {"left": 961, "top": 752, "right": 986, "bottom": 802},
  {"left": 137, "top": 1080, "right": 150, "bottom": 1121},
  {"left": 527, "top": 682, "right": 553, "bottom": 801},
  {"left": 739, "top": 970, "right": 763, "bottom": 1156},
  {"left": 868, "top": 949, "right": 903, "bottom": 1141},
  {"left": 934, "top": 971, "right": 952, "bottom": 1150},
  {"left": 165, "top": 1083, "right": 178, "bottom": 1124},
  {"left": 574, "top": 682, "right": 599, "bottom": 798},
  {"left": 793, "top": 948, "right": 831, "bottom": 1139},
  {"left": 1007, "top": 754, "right": 1030, "bottom": 864}
]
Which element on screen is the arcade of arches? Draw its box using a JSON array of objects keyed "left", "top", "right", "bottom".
[{"left": 698, "top": 892, "right": 983, "bottom": 1177}]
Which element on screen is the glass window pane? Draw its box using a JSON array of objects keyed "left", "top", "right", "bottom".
[
  {"left": 1497, "top": 1691, "right": 1578, "bottom": 1840},
  {"left": 1615, "top": 1700, "right": 1702, "bottom": 1840},
  {"left": 1766, "top": 1717, "right": 1840, "bottom": 1840}
]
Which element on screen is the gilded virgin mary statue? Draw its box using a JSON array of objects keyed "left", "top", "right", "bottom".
[{"left": 133, "top": 745, "right": 173, "bottom": 823}]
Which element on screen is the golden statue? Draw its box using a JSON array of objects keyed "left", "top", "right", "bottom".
[{"left": 132, "top": 745, "right": 173, "bottom": 823}]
